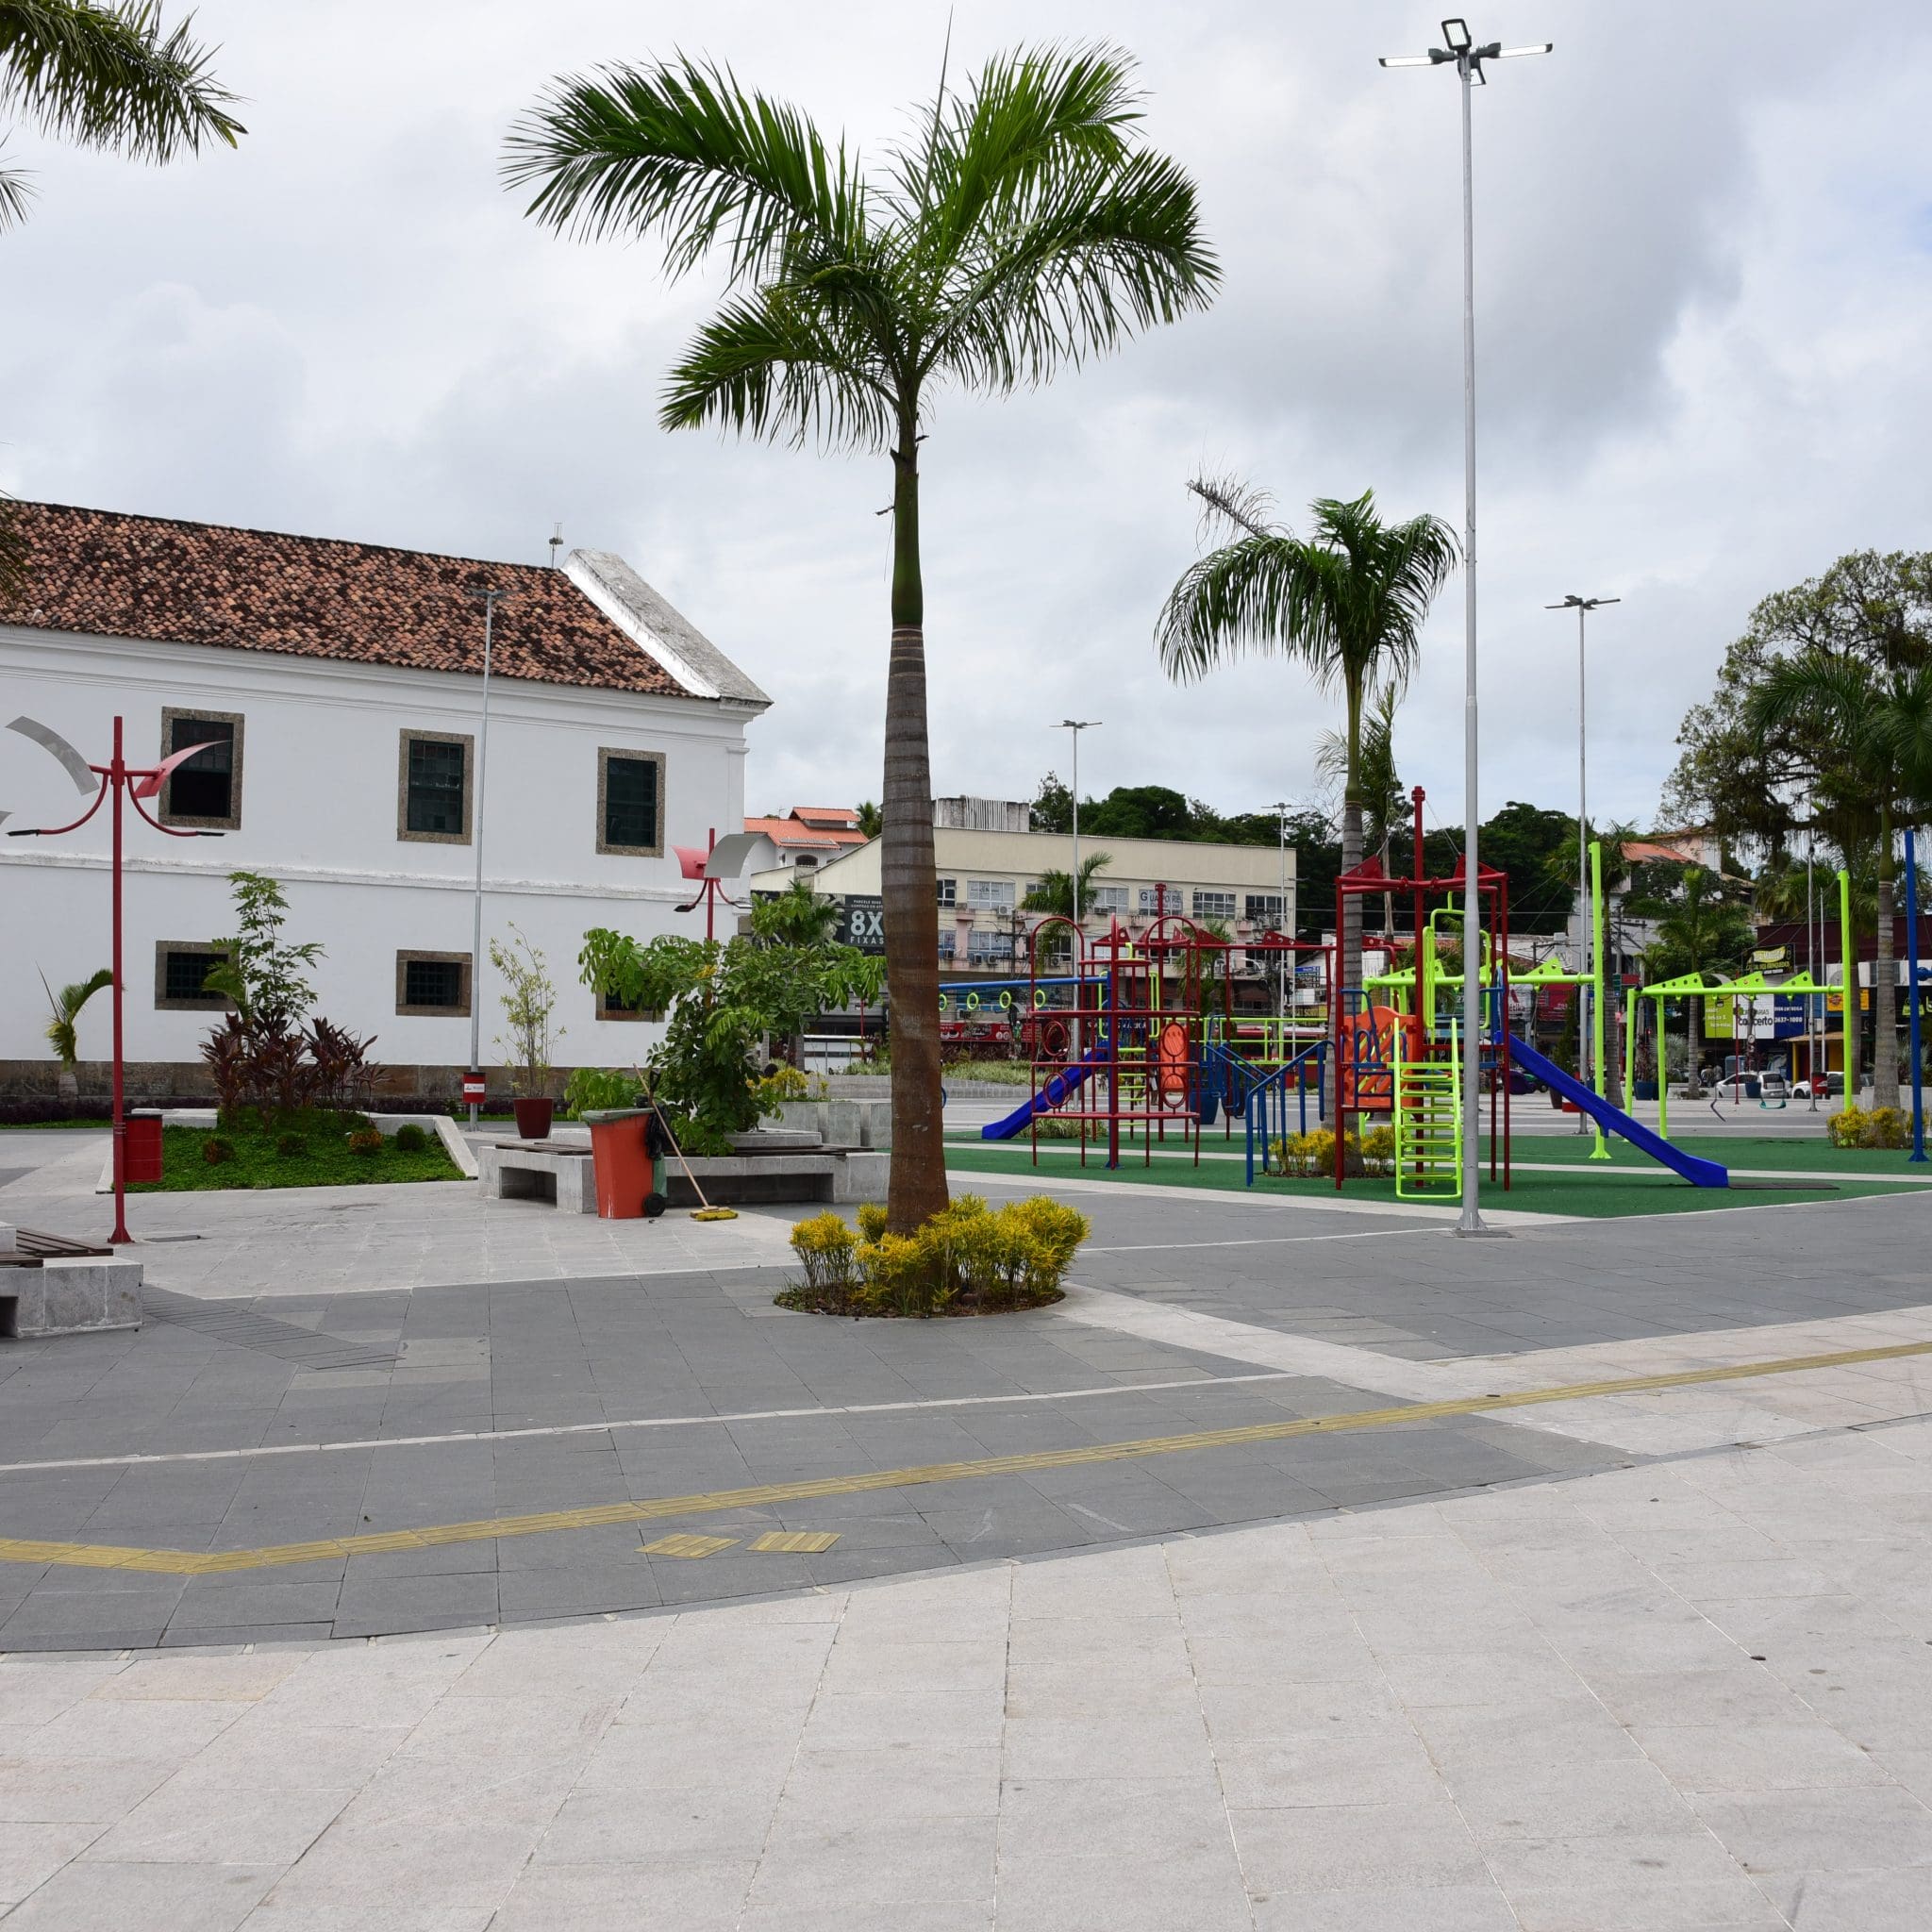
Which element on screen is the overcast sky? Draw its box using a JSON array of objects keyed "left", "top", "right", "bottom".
[{"left": 5, "top": 1, "right": 1929, "bottom": 840}]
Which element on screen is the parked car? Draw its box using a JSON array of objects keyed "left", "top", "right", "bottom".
[{"left": 1790, "top": 1072, "right": 1843, "bottom": 1099}]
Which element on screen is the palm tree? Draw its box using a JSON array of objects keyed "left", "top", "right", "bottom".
[
  {"left": 854, "top": 801, "right": 882, "bottom": 839},
  {"left": 1022, "top": 852, "right": 1112, "bottom": 921},
  {"left": 1316, "top": 681, "right": 1403, "bottom": 939},
  {"left": 1158, "top": 482, "right": 1457, "bottom": 1029},
  {"left": 1644, "top": 865, "right": 1755, "bottom": 1097},
  {"left": 40, "top": 965, "right": 110, "bottom": 1101},
  {"left": 0, "top": 0, "right": 244, "bottom": 227},
  {"left": 507, "top": 45, "right": 1216, "bottom": 1230},
  {"left": 1747, "top": 654, "right": 1932, "bottom": 1108}
]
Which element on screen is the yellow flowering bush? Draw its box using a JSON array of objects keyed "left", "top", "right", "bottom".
[
  {"left": 1830, "top": 1105, "right": 1910, "bottom": 1150},
  {"left": 781, "top": 1194, "right": 1091, "bottom": 1318}
]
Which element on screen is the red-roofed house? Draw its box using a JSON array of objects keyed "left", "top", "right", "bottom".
[
  {"left": 742, "top": 806, "right": 872, "bottom": 879},
  {"left": 0, "top": 501, "right": 770, "bottom": 1102}
]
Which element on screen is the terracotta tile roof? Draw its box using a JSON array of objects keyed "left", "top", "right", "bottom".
[
  {"left": 0, "top": 501, "right": 689, "bottom": 698},
  {"left": 744, "top": 814, "right": 866, "bottom": 848}
]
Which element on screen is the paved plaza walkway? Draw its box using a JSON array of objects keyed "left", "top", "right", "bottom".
[{"left": 4, "top": 1126, "right": 1932, "bottom": 1923}]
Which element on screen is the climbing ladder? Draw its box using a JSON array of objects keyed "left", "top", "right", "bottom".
[{"left": 1393, "top": 1021, "right": 1461, "bottom": 1201}]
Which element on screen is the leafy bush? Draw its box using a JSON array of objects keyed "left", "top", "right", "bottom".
[
  {"left": 779, "top": 1195, "right": 1090, "bottom": 1319},
  {"left": 1830, "top": 1105, "right": 1910, "bottom": 1150},
  {"left": 392, "top": 1123, "right": 429, "bottom": 1153},
  {"left": 1268, "top": 1127, "right": 1366, "bottom": 1176},
  {"left": 347, "top": 1127, "right": 384, "bottom": 1157},
  {"left": 491, "top": 924, "right": 561, "bottom": 1097},
  {"left": 275, "top": 1131, "right": 306, "bottom": 1157},
  {"left": 564, "top": 1066, "right": 641, "bottom": 1117},
  {"left": 1359, "top": 1124, "right": 1396, "bottom": 1176},
  {"left": 202, "top": 1136, "right": 235, "bottom": 1166},
  {"left": 758, "top": 1064, "right": 823, "bottom": 1105}
]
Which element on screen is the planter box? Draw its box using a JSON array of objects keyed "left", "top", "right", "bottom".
[
  {"left": 770, "top": 1098, "right": 891, "bottom": 1149},
  {"left": 1, "top": 1257, "right": 142, "bottom": 1338}
]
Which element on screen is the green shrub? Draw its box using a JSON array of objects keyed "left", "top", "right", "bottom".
[
  {"left": 347, "top": 1127, "right": 384, "bottom": 1157},
  {"left": 1831, "top": 1105, "right": 1909, "bottom": 1150},
  {"left": 1359, "top": 1124, "right": 1396, "bottom": 1176},
  {"left": 202, "top": 1136, "right": 235, "bottom": 1166},
  {"left": 779, "top": 1195, "right": 1090, "bottom": 1319},
  {"left": 274, "top": 1132, "right": 306, "bottom": 1158},
  {"left": 564, "top": 1066, "right": 641, "bottom": 1118},
  {"left": 392, "top": 1123, "right": 429, "bottom": 1153}
]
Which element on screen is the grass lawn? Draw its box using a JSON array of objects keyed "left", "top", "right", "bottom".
[
  {"left": 944, "top": 1133, "right": 1919, "bottom": 1219},
  {"left": 132, "top": 1121, "right": 461, "bottom": 1192},
  {"left": 0, "top": 1119, "right": 111, "bottom": 1130}
]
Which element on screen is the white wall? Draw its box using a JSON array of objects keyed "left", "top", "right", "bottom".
[{"left": 0, "top": 625, "right": 758, "bottom": 1075}]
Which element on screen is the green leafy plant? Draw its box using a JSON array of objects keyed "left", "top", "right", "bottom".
[
  {"left": 203, "top": 872, "right": 322, "bottom": 1031},
  {"left": 491, "top": 924, "right": 561, "bottom": 1098},
  {"left": 580, "top": 914, "right": 882, "bottom": 1152},
  {"left": 39, "top": 966, "right": 112, "bottom": 1089},
  {"left": 1831, "top": 1105, "right": 1909, "bottom": 1150},
  {"left": 274, "top": 1131, "right": 305, "bottom": 1157},
  {"left": 779, "top": 1194, "right": 1090, "bottom": 1319},
  {"left": 392, "top": 1123, "right": 429, "bottom": 1153},
  {"left": 563, "top": 1065, "right": 641, "bottom": 1118}
]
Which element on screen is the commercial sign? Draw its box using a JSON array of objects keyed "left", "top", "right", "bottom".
[{"left": 836, "top": 894, "right": 886, "bottom": 955}]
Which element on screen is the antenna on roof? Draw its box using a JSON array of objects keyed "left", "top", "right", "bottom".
[{"left": 547, "top": 522, "right": 563, "bottom": 568}]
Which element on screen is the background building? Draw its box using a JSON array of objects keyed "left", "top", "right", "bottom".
[{"left": 0, "top": 503, "right": 769, "bottom": 1102}]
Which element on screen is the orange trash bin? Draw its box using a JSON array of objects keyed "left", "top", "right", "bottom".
[
  {"left": 124, "top": 1110, "right": 164, "bottom": 1185},
  {"left": 582, "top": 1109, "right": 655, "bottom": 1219}
]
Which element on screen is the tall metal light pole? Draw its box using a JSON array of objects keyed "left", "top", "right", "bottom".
[
  {"left": 1548, "top": 593, "right": 1618, "bottom": 1141},
  {"left": 1059, "top": 721, "right": 1099, "bottom": 924},
  {"left": 1273, "top": 800, "right": 1291, "bottom": 1021},
  {"left": 466, "top": 587, "right": 508, "bottom": 1126},
  {"left": 1381, "top": 18, "right": 1551, "bottom": 1237}
]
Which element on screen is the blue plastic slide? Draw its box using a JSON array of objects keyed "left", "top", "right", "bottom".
[
  {"left": 1507, "top": 1035, "right": 1729, "bottom": 1188},
  {"left": 979, "top": 1039, "right": 1113, "bottom": 1141}
]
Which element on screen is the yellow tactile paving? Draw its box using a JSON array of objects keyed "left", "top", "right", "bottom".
[
  {"left": 640, "top": 1534, "right": 740, "bottom": 1558},
  {"left": 750, "top": 1531, "right": 841, "bottom": 1554},
  {"left": 3, "top": 1337, "right": 1929, "bottom": 1577}
]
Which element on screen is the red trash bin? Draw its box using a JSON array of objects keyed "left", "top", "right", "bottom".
[
  {"left": 582, "top": 1109, "right": 655, "bottom": 1219},
  {"left": 124, "top": 1110, "right": 163, "bottom": 1184}
]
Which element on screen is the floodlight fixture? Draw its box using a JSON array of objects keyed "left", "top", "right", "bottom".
[{"left": 1376, "top": 18, "right": 1552, "bottom": 1236}]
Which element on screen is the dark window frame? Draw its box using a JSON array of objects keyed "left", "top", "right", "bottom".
[
  {"left": 596, "top": 747, "right": 666, "bottom": 858},
  {"left": 158, "top": 708, "right": 244, "bottom": 831},
  {"left": 595, "top": 986, "right": 661, "bottom": 1024},
  {"left": 394, "top": 949, "right": 472, "bottom": 1017},
  {"left": 397, "top": 730, "right": 474, "bottom": 845},
  {"left": 154, "top": 941, "right": 232, "bottom": 1012}
]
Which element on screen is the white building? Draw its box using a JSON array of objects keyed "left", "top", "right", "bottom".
[{"left": 0, "top": 502, "right": 769, "bottom": 1102}]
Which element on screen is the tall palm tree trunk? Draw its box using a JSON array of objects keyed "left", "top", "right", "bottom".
[
  {"left": 881, "top": 422, "right": 949, "bottom": 1231},
  {"left": 1874, "top": 823, "right": 1899, "bottom": 1109}
]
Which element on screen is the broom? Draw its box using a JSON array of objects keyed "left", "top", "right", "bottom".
[{"left": 639, "top": 1071, "right": 738, "bottom": 1222}]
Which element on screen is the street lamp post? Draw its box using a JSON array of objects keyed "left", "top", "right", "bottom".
[
  {"left": 1381, "top": 18, "right": 1550, "bottom": 1237},
  {"left": 1058, "top": 721, "right": 1099, "bottom": 926},
  {"left": 1273, "top": 800, "right": 1291, "bottom": 1022},
  {"left": 7, "top": 714, "right": 225, "bottom": 1244},
  {"left": 1548, "top": 593, "right": 1618, "bottom": 1145},
  {"left": 465, "top": 587, "right": 508, "bottom": 1128}
]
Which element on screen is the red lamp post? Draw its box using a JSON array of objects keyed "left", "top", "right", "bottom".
[{"left": 7, "top": 714, "right": 224, "bottom": 1243}]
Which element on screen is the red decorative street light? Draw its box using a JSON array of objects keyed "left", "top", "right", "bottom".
[{"left": 7, "top": 714, "right": 224, "bottom": 1244}]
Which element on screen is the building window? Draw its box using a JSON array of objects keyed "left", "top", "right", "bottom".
[
  {"left": 1091, "top": 886, "right": 1129, "bottom": 915},
  {"left": 1192, "top": 891, "right": 1237, "bottom": 920},
  {"left": 154, "top": 942, "right": 230, "bottom": 1011},
  {"left": 1245, "top": 893, "right": 1287, "bottom": 924},
  {"left": 398, "top": 731, "right": 473, "bottom": 843},
  {"left": 967, "top": 878, "right": 1015, "bottom": 910},
  {"left": 1138, "top": 885, "right": 1175, "bottom": 916},
  {"left": 596, "top": 986, "right": 661, "bottom": 1023},
  {"left": 597, "top": 748, "right": 664, "bottom": 857},
  {"left": 937, "top": 877, "right": 958, "bottom": 907},
  {"left": 938, "top": 934, "right": 957, "bottom": 960},
  {"left": 395, "top": 950, "right": 471, "bottom": 1016},
  {"left": 967, "top": 929, "right": 1014, "bottom": 961},
  {"left": 158, "top": 708, "right": 243, "bottom": 830}
]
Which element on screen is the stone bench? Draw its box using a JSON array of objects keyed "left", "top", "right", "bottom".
[
  {"left": 479, "top": 1139, "right": 890, "bottom": 1210},
  {"left": 0, "top": 1227, "right": 142, "bottom": 1338}
]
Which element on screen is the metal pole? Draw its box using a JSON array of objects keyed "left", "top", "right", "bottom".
[
  {"left": 1840, "top": 867, "right": 1855, "bottom": 1103},
  {"left": 1071, "top": 729, "right": 1080, "bottom": 927},
  {"left": 1455, "top": 50, "right": 1492, "bottom": 1237},
  {"left": 467, "top": 591, "right": 498, "bottom": 1126},
  {"left": 108, "top": 715, "right": 129, "bottom": 1246},
  {"left": 1908, "top": 829, "right": 1925, "bottom": 1162},
  {"left": 1807, "top": 827, "right": 1817, "bottom": 1106},
  {"left": 1575, "top": 602, "right": 1591, "bottom": 1134}
]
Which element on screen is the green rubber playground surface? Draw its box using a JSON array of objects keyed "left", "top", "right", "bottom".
[
  {"left": 944, "top": 1135, "right": 1921, "bottom": 1219},
  {"left": 1495, "top": 1132, "right": 1930, "bottom": 1178}
]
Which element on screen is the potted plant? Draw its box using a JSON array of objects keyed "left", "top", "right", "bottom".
[
  {"left": 491, "top": 925, "right": 561, "bottom": 1139},
  {"left": 41, "top": 968, "right": 112, "bottom": 1105}
]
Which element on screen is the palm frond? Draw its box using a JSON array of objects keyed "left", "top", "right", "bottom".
[
  {"left": 1188, "top": 473, "right": 1276, "bottom": 543},
  {"left": 0, "top": 147, "right": 33, "bottom": 226},
  {"left": 0, "top": 0, "right": 245, "bottom": 160},
  {"left": 660, "top": 282, "right": 897, "bottom": 452},
  {"left": 504, "top": 53, "right": 864, "bottom": 282}
]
